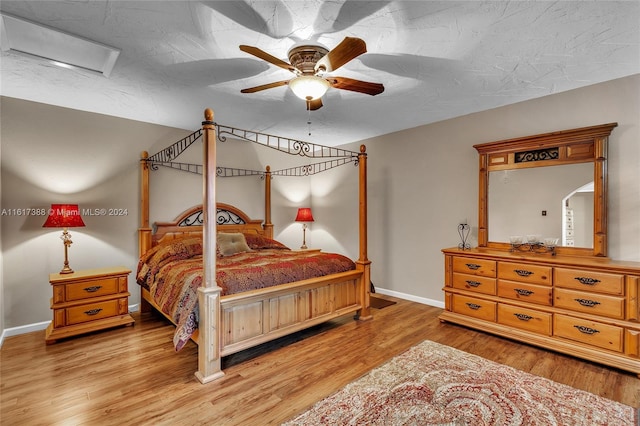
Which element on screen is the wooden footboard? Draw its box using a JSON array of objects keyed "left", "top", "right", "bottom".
[
  {"left": 141, "top": 269, "right": 366, "bottom": 356},
  {"left": 220, "top": 270, "right": 364, "bottom": 356}
]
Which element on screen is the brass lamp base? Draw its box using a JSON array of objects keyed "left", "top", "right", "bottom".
[
  {"left": 59, "top": 229, "right": 75, "bottom": 274},
  {"left": 59, "top": 264, "right": 74, "bottom": 274},
  {"left": 300, "top": 224, "right": 308, "bottom": 250}
]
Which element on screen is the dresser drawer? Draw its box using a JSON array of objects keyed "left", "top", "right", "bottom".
[
  {"left": 66, "top": 299, "right": 123, "bottom": 325},
  {"left": 554, "top": 268, "right": 624, "bottom": 295},
  {"left": 453, "top": 257, "right": 496, "bottom": 278},
  {"left": 65, "top": 277, "right": 122, "bottom": 301},
  {"left": 554, "top": 314, "right": 623, "bottom": 352},
  {"left": 554, "top": 288, "right": 625, "bottom": 319},
  {"left": 452, "top": 273, "right": 496, "bottom": 295},
  {"left": 498, "top": 262, "right": 551, "bottom": 286},
  {"left": 497, "top": 303, "right": 552, "bottom": 335},
  {"left": 452, "top": 294, "right": 496, "bottom": 322},
  {"left": 497, "top": 280, "right": 553, "bottom": 306}
]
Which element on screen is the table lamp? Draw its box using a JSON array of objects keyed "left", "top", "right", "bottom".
[
  {"left": 295, "top": 207, "right": 314, "bottom": 250},
  {"left": 43, "top": 204, "right": 85, "bottom": 274}
]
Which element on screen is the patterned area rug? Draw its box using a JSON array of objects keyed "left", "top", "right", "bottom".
[{"left": 284, "top": 340, "right": 636, "bottom": 426}]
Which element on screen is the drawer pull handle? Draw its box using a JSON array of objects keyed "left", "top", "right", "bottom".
[
  {"left": 574, "top": 277, "right": 601, "bottom": 286},
  {"left": 574, "top": 298, "right": 601, "bottom": 308},
  {"left": 514, "top": 269, "right": 533, "bottom": 277},
  {"left": 84, "top": 308, "right": 103, "bottom": 316},
  {"left": 465, "top": 280, "right": 481, "bottom": 287},
  {"left": 465, "top": 303, "right": 482, "bottom": 310},
  {"left": 514, "top": 288, "right": 534, "bottom": 296},
  {"left": 83, "top": 286, "right": 102, "bottom": 293},
  {"left": 574, "top": 325, "right": 599, "bottom": 335},
  {"left": 514, "top": 313, "right": 533, "bottom": 321},
  {"left": 465, "top": 263, "right": 481, "bottom": 270}
]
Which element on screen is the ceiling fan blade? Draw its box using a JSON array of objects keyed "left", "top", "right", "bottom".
[
  {"left": 306, "top": 98, "right": 323, "bottom": 111},
  {"left": 329, "top": 77, "right": 384, "bottom": 96},
  {"left": 315, "top": 37, "right": 367, "bottom": 73},
  {"left": 240, "top": 45, "right": 297, "bottom": 73},
  {"left": 241, "top": 80, "right": 289, "bottom": 94}
]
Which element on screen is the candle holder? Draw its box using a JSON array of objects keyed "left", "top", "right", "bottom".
[{"left": 458, "top": 223, "right": 470, "bottom": 250}]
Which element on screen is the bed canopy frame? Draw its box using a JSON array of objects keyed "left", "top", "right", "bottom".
[{"left": 139, "top": 108, "right": 371, "bottom": 383}]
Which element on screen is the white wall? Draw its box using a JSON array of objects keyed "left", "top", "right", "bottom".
[
  {"left": 0, "top": 97, "right": 190, "bottom": 329},
  {"left": 314, "top": 74, "right": 640, "bottom": 303}
]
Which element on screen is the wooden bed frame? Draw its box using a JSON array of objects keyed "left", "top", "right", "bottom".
[{"left": 139, "top": 108, "right": 371, "bottom": 383}]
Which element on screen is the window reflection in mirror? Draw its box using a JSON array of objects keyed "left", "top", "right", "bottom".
[{"left": 488, "top": 162, "right": 593, "bottom": 248}]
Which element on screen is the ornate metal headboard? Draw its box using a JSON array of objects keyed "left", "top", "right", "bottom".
[{"left": 151, "top": 203, "right": 266, "bottom": 246}]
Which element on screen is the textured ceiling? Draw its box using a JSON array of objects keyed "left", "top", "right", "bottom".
[{"left": 1, "top": 1, "right": 639, "bottom": 146}]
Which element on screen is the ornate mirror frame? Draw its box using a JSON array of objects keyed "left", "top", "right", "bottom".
[{"left": 475, "top": 123, "right": 617, "bottom": 257}]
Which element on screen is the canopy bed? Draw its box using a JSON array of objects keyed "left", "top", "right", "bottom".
[
  {"left": 440, "top": 123, "right": 640, "bottom": 376},
  {"left": 138, "top": 108, "right": 371, "bottom": 383}
]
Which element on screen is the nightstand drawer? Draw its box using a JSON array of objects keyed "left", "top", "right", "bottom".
[
  {"left": 452, "top": 257, "right": 496, "bottom": 278},
  {"left": 554, "top": 268, "right": 624, "bottom": 295},
  {"left": 554, "top": 288, "right": 625, "bottom": 319},
  {"left": 66, "top": 299, "right": 123, "bottom": 325},
  {"left": 497, "top": 303, "right": 552, "bottom": 335},
  {"left": 452, "top": 273, "right": 496, "bottom": 295},
  {"left": 452, "top": 294, "right": 496, "bottom": 322},
  {"left": 498, "top": 262, "right": 552, "bottom": 286},
  {"left": 554, "top": 314, "right": 623, "bottom": 352},
  {"left": 65, "top": 277, "right": 121, "bottom": 301},
  {"left": 497, "top": 280, "right": 552, "bottom": 306}
]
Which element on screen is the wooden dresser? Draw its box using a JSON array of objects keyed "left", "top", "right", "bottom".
[
  {"left": 45, "top": 266, "right": 134, "bottom": 343},
  {"left": 440, "top": 247, "right": 640, "bottom": 375}
]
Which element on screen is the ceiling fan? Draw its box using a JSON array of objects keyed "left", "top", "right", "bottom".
[{"left": 239, "top": 37, "right": 384, "bottom": 110}]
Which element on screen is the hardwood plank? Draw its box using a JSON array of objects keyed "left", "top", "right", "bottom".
[{"left": 1, "top": 296, "right": 638, "bottom": 425}]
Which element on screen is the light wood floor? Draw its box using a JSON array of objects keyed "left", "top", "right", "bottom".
[{"left": 2, "top": 296, "right": 638, "bottom": 425}]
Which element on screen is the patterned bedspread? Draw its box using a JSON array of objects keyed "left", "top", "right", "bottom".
[{"left": 136, "top": 235, "right": 355, "bottom": 350}]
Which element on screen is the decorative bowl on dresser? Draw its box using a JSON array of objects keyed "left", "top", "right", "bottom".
[
  {"left": 45, "top": 266, "right": 134, "bottom": 344},
  {"left": 440, "top": 123, "right": 640, "bottom": 377}
]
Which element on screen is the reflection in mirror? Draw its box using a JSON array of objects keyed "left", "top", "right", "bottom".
[
  {"left": 563, "top": 182, "right": 593, "bottom": 247},
  {"left": 488, "top": 162, "right": 593, "bottom": 248}
]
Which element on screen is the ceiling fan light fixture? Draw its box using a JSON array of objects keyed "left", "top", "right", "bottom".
[{"left": 289, "top": 75, "right": 330, "bottom": 101}]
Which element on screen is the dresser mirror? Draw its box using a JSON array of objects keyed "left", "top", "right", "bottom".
[
  {"left": 488, "top": 162, "right": 594, "bottom": 248},
  {"left": 475, "top": 123, "right": 617, "bottom": 257}
]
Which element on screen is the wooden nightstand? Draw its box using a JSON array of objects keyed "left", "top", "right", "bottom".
[{"left": 45, "top": 266, "right": 134, "bottom": 344}]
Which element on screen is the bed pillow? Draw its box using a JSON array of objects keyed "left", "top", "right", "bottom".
[
  {"left": 243, "top": 233, "right": 290, "bottom": 250},
  {"left": 136, "top": 236, "right": 203, "bottom": 287},
  {"left": 217, "top": 232, "right": 252, "bottom": 256}
]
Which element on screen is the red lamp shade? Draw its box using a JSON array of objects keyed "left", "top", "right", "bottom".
[
  {"left": 295, "top": 208, "right": 314, "bottom": 222},
  {"left": 43, "top": 204, "right": 85, "bottom": 228}
]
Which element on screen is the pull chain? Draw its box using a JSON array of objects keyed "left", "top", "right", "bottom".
[{"left": 306, "top": 98, "right": 312, "bottom": 136}]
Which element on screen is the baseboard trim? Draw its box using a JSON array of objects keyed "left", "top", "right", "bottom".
[
  {"left": 373, "top": 288, "right": 445, "bottom": 309},
  {"left": 0, "top": 304, "right": 141, "bottom": 348},
  {"left": 0, "top": 320, "right": 50, "bottom": 347}
]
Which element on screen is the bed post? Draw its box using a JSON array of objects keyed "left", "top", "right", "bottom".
[
  {"left": 139, "top": 151, "right": 151, "bottom": 256},
  {"left": 264, "top": 165, "right": 273, "bottom": 239},
  {"left": 195, "top": 108, "right": 224, "bottom": 384},
  {"left": 356, "top": 144, "right": 372, "bottom": 320},
  {"left": 139, "top": 151, "right": 153, "bottom": 313}
]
